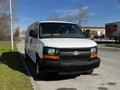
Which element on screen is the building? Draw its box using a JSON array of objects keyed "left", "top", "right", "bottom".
[{"left": 82, "top": 27, "right": 105, "bottom": 38}]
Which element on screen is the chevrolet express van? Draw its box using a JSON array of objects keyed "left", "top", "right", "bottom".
[{"left": 25, "top": 21, "right": 100, "bottom": 79}]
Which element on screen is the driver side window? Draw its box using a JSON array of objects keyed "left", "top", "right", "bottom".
[{"left": 34, "top": 24, "right": 38, "bottom": 38}]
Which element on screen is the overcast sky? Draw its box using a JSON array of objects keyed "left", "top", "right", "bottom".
[{"left": 17, "top": 0, "right": 120, "bottom": 30}]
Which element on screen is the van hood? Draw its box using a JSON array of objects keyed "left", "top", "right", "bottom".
[{"left": 40, "top": 38, "right": 97, "bottom": 48}]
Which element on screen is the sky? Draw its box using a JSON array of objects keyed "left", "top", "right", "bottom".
[{"left": 17, "top": 0, "right": 120, "bottom": 31}]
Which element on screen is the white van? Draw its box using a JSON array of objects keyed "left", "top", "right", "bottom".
[{"left": 25, "top": 21, "right": 100, "bottom": 79}]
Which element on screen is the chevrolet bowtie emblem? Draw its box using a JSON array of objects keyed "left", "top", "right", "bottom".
[{"left": 73, "top": 51, "right": 80, "bottom": 56}]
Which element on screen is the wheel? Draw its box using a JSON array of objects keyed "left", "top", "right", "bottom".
[{"left": 36, "top": 59, "right": 46, "bottom": 80}]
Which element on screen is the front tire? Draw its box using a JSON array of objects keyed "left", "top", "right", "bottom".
[{"left": 36, "top": 59, "right": 46, "bottom": 80}]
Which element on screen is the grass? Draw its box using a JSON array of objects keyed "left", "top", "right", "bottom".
[
  {"left": 0, "top": 42, "right": 12, "bottom": 53},
  {"left": 0, "top": 42, "right": 33, "bottom": 90},
  {"left": 105, "top": 43, "right": 120, "bottom": 48}
]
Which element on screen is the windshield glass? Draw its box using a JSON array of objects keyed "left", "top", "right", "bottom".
[{"left": 39, "top": 23, "right": 85, "bottom": 38}]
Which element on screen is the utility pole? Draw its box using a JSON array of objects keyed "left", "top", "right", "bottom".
[{"left": 10, "top": 0, "right": 14, "bottom": 51}]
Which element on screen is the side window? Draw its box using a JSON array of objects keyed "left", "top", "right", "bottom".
[
  {"left": 29, "top": 29, "right": 37, "bottom": 38},
  {"left": 39, "top": 24, "right": 42, "bottom": 37},
  {"left": 25, "top": 30, "right": 29, "bottom": 43},
  {"left": 28, "top": 24, "right": 38, "bottom": 38},
  {"left": 29, "top": 30, "right": 33, "bottom": 36},
  {"left": 34, "top": 24, "right": 38, "bottom": 38}
]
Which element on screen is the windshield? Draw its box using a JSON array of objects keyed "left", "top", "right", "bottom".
[{"left": 39, "top": 23, "right": 85, "bottom": 38}]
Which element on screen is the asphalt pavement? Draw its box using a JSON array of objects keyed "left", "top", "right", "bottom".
[{"left": 17, "top": 41, "right": 120, "bottom": 90}]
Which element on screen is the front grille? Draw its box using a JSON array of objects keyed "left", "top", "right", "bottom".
[
  {"left": 59, "top": 48, "right": 91, "bottom": 61},
  {"left": 60, "top": 48, "right": 90, "bottom": 52}
]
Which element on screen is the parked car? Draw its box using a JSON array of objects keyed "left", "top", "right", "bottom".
[{"left": 25, "top": 21, "right": 100, "bottom": 79}]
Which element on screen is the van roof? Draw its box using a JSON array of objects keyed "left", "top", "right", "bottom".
[{"left": 39, "top": 21, "right": 76, "bottom": 24}]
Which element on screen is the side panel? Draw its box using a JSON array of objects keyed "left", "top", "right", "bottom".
[
  {"left": 25, "top": 23, "right": 39, "bottom": 63},
  {"left": 25, "top": 29, "right": 32, "bottom": 59},
  {"left": 36, "top": 39, "right": 44, "bottom": 59},
  {"left": 30, "top": 37, "right": 37, "bottom": 62},
  {"left": 36, "top": 23, "right": 44, "bottom": 59},
  {"left": 30, "top": 23, "right": 40, "bottom": 63}
]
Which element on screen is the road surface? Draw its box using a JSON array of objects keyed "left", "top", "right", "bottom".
[{"left": 17, "top": 41, "right": 120, "bottom": 90}]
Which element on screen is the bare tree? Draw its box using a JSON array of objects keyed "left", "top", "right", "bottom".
[
  {"left": 0, "top": 13, "right": 10, "bottom": 40},
  {"left": 0, "top": 0, "right": 9, "bottom": 14},
  {"left": 48, "top": 12, "right": 64, "bottom": 21},
  {"left": 48, "top": 6, "right": 88, "bottom": 25},
  {"left": 0, "top": 0, "right": 20, "bottom": 15},
  {"left": 0, "top": 0, "right": 19, "bottom": 40},
  {"left": 75, "top": 6, "right": 88, "bottom": 25},
  {"left": 13, "top": 26, "right": 20, "bottom": 41},
  {"left": 64, "top": 6, "right": 88, "bottom": 25}
]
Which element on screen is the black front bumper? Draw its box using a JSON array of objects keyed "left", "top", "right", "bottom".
[{"left": 43, "top": 58, "right": 100, "bottom": 74}]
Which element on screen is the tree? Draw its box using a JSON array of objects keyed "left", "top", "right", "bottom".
[
  {"left": 0, "top": 0, "right": 19, "bottom": 40},
  {"left": 48, "top": 12, "right": 64, "bottom": 21},
  {"left": 13, "top": 26, "right": 20, "bottom": 41},
  {"left": 0, "top": 13, "right": 10, "bottom": 40},
  {"left": 48, "top": 6, "right": 88, "bottom": 25},
  {"left": 0, "top": 0, "right": 10, "bottom": 40},
  {"left": 75, "top": 6, "right": 88, "bottom": 25}
]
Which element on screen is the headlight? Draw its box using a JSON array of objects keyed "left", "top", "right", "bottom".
[
  {"left": 91, "top": 47, "right": 97, "bottom": 54},
  {"left": 43, "top": 47, "right": 60, "bottom": 59},
  {"left": 44, "top": 47, "right": 59, "bottom": 55},
  {"left": 48, "top": 48, "right": 56, "bottom": 55},
  {"left": 90, "top": 47, "right": 97, "bottom": 58}
]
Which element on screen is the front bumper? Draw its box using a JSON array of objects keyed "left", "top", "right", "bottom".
[{"left": 43, "top": 58, "right": 100, "bottom": 74}]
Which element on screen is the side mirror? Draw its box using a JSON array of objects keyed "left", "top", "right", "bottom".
[{"left": 29, "top": 30, "right": 37, "bottom": 38}]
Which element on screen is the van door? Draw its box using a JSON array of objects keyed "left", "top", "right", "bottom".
[
  {"left": 29, "top": 23, "right": 39, "bottom": 63},
  {"left": 28, "top": 29, "right": 35, "bottom": 61}
]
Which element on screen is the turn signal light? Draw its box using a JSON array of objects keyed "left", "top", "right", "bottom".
[
  {"left": 43, "top": 55, "right": 60, "bottom": 60},
  {"left": 90, "top": 54, "right": 97, "bottom": 58}
]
